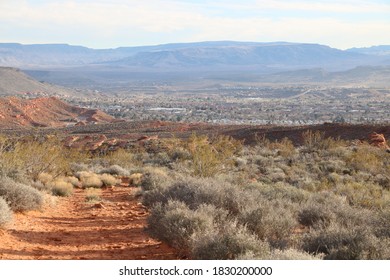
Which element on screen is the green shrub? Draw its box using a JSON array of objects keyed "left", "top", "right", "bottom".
[
  {"left": 0, "top": 177, "right": 43, "bottom": 212},
  {"left": 185, "top": 134, "right": 242, "bottom": 177},
  {"left": 0, "top": 197, "right": 12, "bottom": 227}
]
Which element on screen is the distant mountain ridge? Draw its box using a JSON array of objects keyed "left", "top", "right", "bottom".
[
  {"left": 1, "top": 41, "right": 389, "bottom": 71},
  {"left": 347, "top": 45, "right": 390, "bottom": 56},
  {"left": 2, "top": 41, "right": 390, "bottom": 87}
]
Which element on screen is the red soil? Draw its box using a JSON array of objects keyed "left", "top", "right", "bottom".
[
  {"left": 0, "top": 96, "right": 117, "bottom": 128},
  {"left": 0, "top": 185, "right": 179, "bottom": 260}
]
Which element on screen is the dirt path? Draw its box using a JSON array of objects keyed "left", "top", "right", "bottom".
[{"left": 0, "top": 185, "right": 179, "bottom": 260}]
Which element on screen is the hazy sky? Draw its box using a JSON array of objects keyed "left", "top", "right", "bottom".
[{"left": 1, "top": 0, "right": 389, "bottom": 49}]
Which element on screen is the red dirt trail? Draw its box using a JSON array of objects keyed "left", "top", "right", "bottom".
[{"left": 0, "top": 185, "right": 179, "bottom": 260}]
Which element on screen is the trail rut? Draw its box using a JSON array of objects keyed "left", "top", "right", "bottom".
[{"left": 0, "top": 185, "right": 178, "bottom": 260}]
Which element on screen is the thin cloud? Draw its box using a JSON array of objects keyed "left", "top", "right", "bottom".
[{"left": 0, "top": 0, "right": 389, "bottom": 48}]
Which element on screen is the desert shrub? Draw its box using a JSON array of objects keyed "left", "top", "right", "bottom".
[
  {"left": 64, "top": 176, "right": 80, "bottom": 187},
  {"left": 31, "top": 180, "right": 51, "bottom": 193},
  {"left": 3, "top": 136, "right": 84, "bottom": 180},
  {"left": 374, "top": 174, "right": 390, "bottom": 190},
  {"left": 268, "top": 137, "right": 296, "bottom": 158},
  {"left": 0, "top": 177, "right": 43, "bottom": 212},
  {"left": 85, "top": 188, "right": 102, "bottom": 203},
  {"left": 252, "top": 182, "right": 309, "bottom": 204},
  {"left": 76, "top": 171, "right": 103, "bottom": 188},
  {"left": 374, "top": 210, "right": 390, "bottom": 238},
  {"left": 146, "top": 176, "right": 252, "bottom": 215},
  {"left": 301, "top": 223, "right": 387, "bottom": 259},
  {"left": 98, "top": 173, "right": 120, "bottom": 187},
  {"left": 185, "top": 134, "right": 242, "bottom": 177},
  {"left": 101, "top": 148, "right": 133, "bottom": 168},
  {"left": 50, "top": 179, "right": 73, "bottom": 197},
  {"left": 0, "top": 197, "right": 12, "bottom": 227},
  {"left": 70, "top": 162, "right": 90, "bottom": 173},
  {"left": 267, "top": 248, "right": 322, "bottom": 260},
  {"left": 144, "top": 152, "right": 171, "bottom": 166},
  {"left": 148, "top": 200, "right": 222, "bottom": 253},
  {"left": 297, "top": 192, "right": 371, "bottom": 228},
  {"left": 98, "top": 165, "right": 129, "bottom": 176},
  {"left": 302, "top": 130, "right": 345, "bottom": 151},
  {"left": 128, "top": 173, "right": 143, "bottom": 186},
  {"left": 169, "top": 147, "right": 192, "bottom": 161},
  {"left": 190, "top": 221, "right": 270, "bottom": 260},
  {"left": 335, "top": 182, "right": 387, "bottom": 209},
  {"left": 239, "top": 198, "right": 298, "bottom": 246},
  {"left": 141, "top": 167, "right": 173, "bottom": 191},
  {"left": 37, "top": 172, "right": 53, "bottom": 186},
  {"left": 346, "top": 146, "right": 383, "bottom": 174}
]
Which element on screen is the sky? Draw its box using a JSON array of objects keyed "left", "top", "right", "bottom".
[{"left": 0, "top": 0, "right": 389, "bottom": 49}]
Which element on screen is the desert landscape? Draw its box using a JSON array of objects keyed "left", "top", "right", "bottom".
[{"left": 0, "top": 25, "right": 389, "bottom": 261}]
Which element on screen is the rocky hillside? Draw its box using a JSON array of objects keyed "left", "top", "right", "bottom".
[
  {"left": 0, "top": 67, "right": 76, "bottom": 97},
  {"left": 0, "top": 96, "right": 117, "bottom": 128}
]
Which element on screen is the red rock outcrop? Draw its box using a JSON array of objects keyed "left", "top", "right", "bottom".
[
  {"left": 0, "top": 96, "right": 117, "bottom": 128},
  {"left": 369, "top": 132, "right": 390, "bottom": 152}
]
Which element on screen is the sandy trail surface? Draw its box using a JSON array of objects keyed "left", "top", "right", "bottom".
[{"left": 0, "top": 185, "right": 178, "bottom": 260}]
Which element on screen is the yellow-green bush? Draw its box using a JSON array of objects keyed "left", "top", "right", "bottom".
[{"left": 185, "top": 134, "right": 242, "bottom": 177}]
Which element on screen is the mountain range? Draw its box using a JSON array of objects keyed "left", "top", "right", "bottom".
[{"left": 1, "top": 41, "right": 390, "bottom": 86}]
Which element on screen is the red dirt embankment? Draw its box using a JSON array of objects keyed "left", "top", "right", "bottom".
[
  {"left": 0, "top": 185, "right": 178, "bottom": 260},
  {"left": 0, "top": 96, "right": 117, "bottom": 129}
]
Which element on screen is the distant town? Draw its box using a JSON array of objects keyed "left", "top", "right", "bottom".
[{"left": 61, "top": 85, "right": 390, "bottom": 126}]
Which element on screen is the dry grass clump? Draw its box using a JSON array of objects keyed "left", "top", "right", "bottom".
[
  {"left": 98, "top": 173, "right": 120, "bottom": 187},
  {"left": 0, "top": 177, "right": 43, "bottom": 212},
  {"left": 128, "top": 173, "right": 143, "bottom": 186},
  {"left": 85, "top": 188, "right": 102, "bottom": 203},
  {"left": 50, "top": 179, "right": 74, "bottom": 197},
  {"left": 0, "top": 197, "right": 12, "bottom": 227},
  {"left": 76, "top": 171, "right": 103, "bottom": 188}
]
